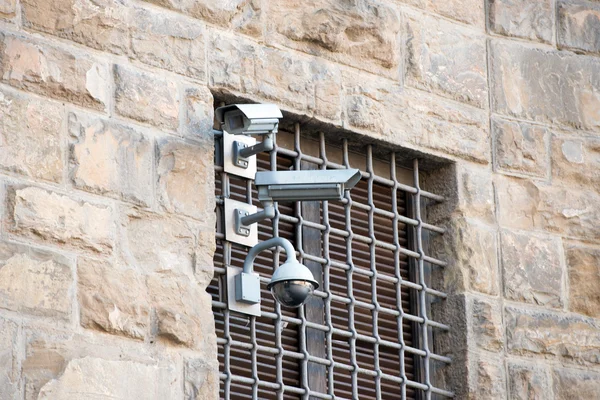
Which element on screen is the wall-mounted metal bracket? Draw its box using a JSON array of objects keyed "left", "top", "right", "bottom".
[
  {"left": 232, "top": 133, "right": 274, "bottom": 170},
  {"left": 224, "top": 198, "right": 258, "bottom": 247},
  {"left": 223, "top": 131, "right": 256, "bottom": 179},
  {"left": 227, "top": 266, "right": 261, "bottom": 317}
]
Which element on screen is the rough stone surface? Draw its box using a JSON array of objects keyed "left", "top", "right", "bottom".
[
  {"left": 69, "top": 112, "right": 154, "bottom": 206},
  {"left": 78, "top": 257, "right": 149, "bottom": 340},
  {"left": 209, "top": 33, "right": 342, "bottom": 121},
  {"left": 10, "top": 187, "right": 114, "bottom": 253},
  {"left": 500, "top": 230, "right": 563, "bottom": 308},
  {"left": 143, "top": 0, "right": 262, "bottom": 37},
  {"left": 0, "top": 34, "right": 109, "bottom": 110},
  {"left": 0, "top": 0, "right": 15, "bottom": 21},
  {"left": 37, "top": 357, "right": 182, "bottom": 400},
  {"left": 491, "top": 40, "right": 600, "bottom": 131},
  {"left": 0, "top": 317, "right": 19, "bottom": 399},
  {"left": 267, "top": 0, "right": 400, "bottom": 76},
  {"left": 553, "top": 368, "right": 600, "bottom": 400},
  {"left": 397, "top": 0, "right": 485, "bottom": 27},
  {"left": 488, "top": 0, "right": 553, "bottom": 43},
  {"left": 471, "top": 297, "right": 503, "bottom": 352},
  {"left": 493, "top": 117, "right": 550, "bottom": 178},
  {"left": 183, "top": 86, "right": 214, "bottom": 139},
  {"left": 470, "top": 356, "right": 506, "bottom": 399},
  {"left": 157, "top": 138, "right": 214, "bottom": 221},
  {"left": 552, "top": 136, "right": 600, "bottom": 192},
  {"left": 405, "top": 12, "right": 487, "bottom": 108},
  {"left": 0, "top": 241, "right": 72, "bottom": 319},
  {"left": 558, "top": 0, "right": 600, "bottom": 55},
  {"left": 508, "top": 362, "right": 551, "bottom": 400},
  {"left": 566, "top": 245, "right": 600, "bottom": 318},
  {"left": 0, "top": 89, "right": 63, "bottom": 183},
  {"left": 506, "top": 306, "right": 600, "bottom": 366},
  {"left": 185, "top": 358, "right": 219, "bottom": 400},
  {"left": 114, "top": 65, "right": 179, "bottom": 130}
]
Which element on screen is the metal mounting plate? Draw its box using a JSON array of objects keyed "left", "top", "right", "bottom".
[
  {"left": 227, "top": 266, "right": 261, "bottom": 317},
  {"left": 223, "top": 130, "right": 256, "bottom": 179},
  {"left": 224, "top": 198, "right": 258, "bottom": 247}
]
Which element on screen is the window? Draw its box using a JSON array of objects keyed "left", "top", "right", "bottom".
[{"left": 210, "top": 119, "right": 452, "bottom": 399}]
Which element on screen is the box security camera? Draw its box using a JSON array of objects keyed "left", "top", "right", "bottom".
[
  {"left": 216, "top": 104, "right": 283, "bottom": 135},
  {"left": 255, "top": 169, "right": 362, "bottom": 202}
]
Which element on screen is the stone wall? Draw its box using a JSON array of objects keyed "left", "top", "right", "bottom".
[{"left": 0, "top": 0, "right": 598, "bottom": 399}]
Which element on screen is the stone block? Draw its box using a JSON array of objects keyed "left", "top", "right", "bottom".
[
  {"left": 552, "top": 136, "right": 600, "bottom": 192},
  {"left": 69, "top": 112, "right": 154, "bottom": 206},
  {"left": 396, "top": 0, "right": 485, "bottom": 28},
  {"left": 405, "top": 13, "right": 487, "bottom": 108},
  {"left": 77, "top": 257, "right": 150, "bottom": 340},
  {"left": 148, "top": 271, "right": 216, "bottom": 351},
  {"left": 566, "top": 244, "right": 600, "bottom": 318},
  {"left": 500, "top": 230, "right": 563, "bottom": 308},
  {"left": 493, "top": 117, "right": 550, "bottom": 178},
  {"left": 114, "top": 65, "right": 179, "bottom": 131},
  {"left": 508, "top": 362, "right": 551, "bottom": 400},
  {"left": 10, "top": 187, "right": 115, "bottom": 253},
  {"left": 208, "top": 33, "right": 342, "bottom": 121},
  {"left": 267, "top": 0, "right": 400, "bottom": 76},
  {"left": 0, "top": 317, "right": 19, "bottom": 399},
  {"left": 183, "top": 86, "right": 214, "bottom": 139},
  {"left": 490, "top": 40, "right": 600, "bottom": 131},
  {"left": 495, "top": 176, "right": 600, "bottom": 239},
  {"left": 0, "top": 240, "right": 72, "bottom": 319},
  {"left": 36, "top": 357, "right": 182, "bottom": 400},
  {"left": 185, "top": 358, "right": 219, "bottom": 400},
  {"left": 469, "top": 355, "right": 506, "bottom": 400},
  {"left": 0, "top": 0, "right": 15, "bottom": 21},
  {"left": 0, "top": 34, "right": 109, "bottom": 110},
  {"left": 343, "top": 72, "right": 490, "bottom": 163},
  {"left": 506, "top": 306, "right": 600, "bottom": 366},
  {"left": 120, "top": 209, "right": 198, "bottom": 275},
  {"left": 488, "top": 0, "right": 553, "bottom": 43},
  {"left": 553, "top": 368, "right": 600, "bottom": 400},
  {"left": 142, "top": 0, "right": 262, "bottom": 37},
  {"left": 0, "top": 89, "right": 63, "bottom": 183},
  {"left": 157, "top": 138, "right": 214, "bottom": 221},
  {"left": 456, "top": 166, "right": 495, "bottom": 223},
  {"left": 558, "top": 0, "right": 600, "bottom": 55},
  {"left": 471, "top": 297, "right": 503, "bottom": 352}
]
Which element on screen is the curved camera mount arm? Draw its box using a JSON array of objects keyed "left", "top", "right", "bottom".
[{"left": 242, "top": 237, "right": 297, "bottom": 274}]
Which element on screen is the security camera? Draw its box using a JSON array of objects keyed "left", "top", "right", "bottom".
[
  {"left": 216, "top": 104, "right": 283, "bottom": 135},
  {"left": 267, "top": 258, "right": 318, "bottom": 308},
  {"left": 255, "top": 169, "right": 362, "bottom": 202}
]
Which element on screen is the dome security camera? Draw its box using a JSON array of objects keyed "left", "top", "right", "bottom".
[{"left": 267, "top": 258, "right": 319, "bottom": 308}]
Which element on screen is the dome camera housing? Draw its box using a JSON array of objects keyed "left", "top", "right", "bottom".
[{"left": 267, "top": 259, "right": 319, "bottom": 308}]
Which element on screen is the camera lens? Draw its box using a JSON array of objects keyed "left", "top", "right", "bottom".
[{"left": 270, "top": 280, "right": 315, "bottom": 308}]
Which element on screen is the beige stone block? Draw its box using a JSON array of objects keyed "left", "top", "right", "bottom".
[
  {"left": 183, "top": 86, "right": 214, "bottom": 139},
  {"left": 456, "top": 166, "right": 495, "bottom": 223},
  {"left": 36, "top": 357, "right": 182, "bottom": 400},
  {"left": 501, "top": 230, "right": 563, "bottom": 308},
  {"left": 553, "top": 367, "right": 600, "bottom": 400},
  {"left": 471, "top": 297, "right": 503, "bottom": 352},
  {"left": 157, "top": 138, "right": 214, "bottom": 221},
  {"left": 194, "top": 230, "right": 216, "bottom": 289},
  {"left": 566, "top": 244, "right": 600, "bottom": 318},
  {"left": 490, "top": 40, "right": 600, "bottom": 131},
  {"left": 552, "top": 136, "right": 600, "bottom": 191},
  {"left": 114, "top": 65, "right": 179, "bottom": 130},
  {"left": 0, "top": 89, "right": 63, "bottom": 183},
  {"left": 488, "top": 0, "right": 553, "bottom": 43},
  {"left": 69, "top": 112, "right": 154, "bottom": 206},
  {"left": 493, "top": 117, "right": 550, "bottom": 178},
  {"left": 0, "top": 317, "right": 19, "bottom": 399},
  {"left": 0, "top": 241, "right": 72, "bottom": 319},
  {"left": 120, "top": 209, "right": 197, "bottom": 274},
  {"left": 185, "top": 358, "right": 219, "bottom": 400},
  {"left": 78, "top": 257, "right": 150, "bottom": 340},
  {"left": 148, "top": 271, "right": 216, "bottom": 351},
  {"left": 558, "top": 0, "right": 600, "bottom": 55},
  {"left": 397, "top": 0, "right": 485, "bottom": 28},
  {"left": 469, "top": 355, "right": 506, "bottom": 400},
  {"left": 10, "top": 187, "right": 115, "bottom": 253},
  {"left": 343, "top": 72, "right": 490, "bottom": 163},
  {"left": 508, "top": 362, "right": 551, "bottom": 400},
  {"left": 267, "top": 0, "right": 400, "bottom": 76},
  {"left": 0, "top": 34, "right": 109, "bottom": 110},
  {"left": 405, "top": 13, "right": 487, "bottom": 108},
  {"left": 506, "top": 306, "right": 600, "bottom": 366},
  {"left": 143, "top": 0, "right": 262, "bottom": 37},
  {"left": 0, "top": 0, "right": 15, "bottom": 21}
]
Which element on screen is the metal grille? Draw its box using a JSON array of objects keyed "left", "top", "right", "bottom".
[{"left": 210, "top": 121, "right": 453, "bottom": 399}]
